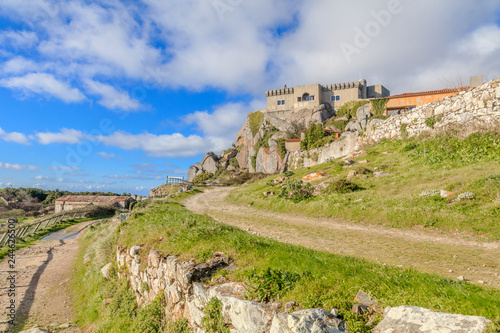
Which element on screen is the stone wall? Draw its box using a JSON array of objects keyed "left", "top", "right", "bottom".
[
  {"left": 115, "top": 245, "right": 493, "bottom": 333},
  {"left": 116, "top": 246, "right": 346, "bottom": 333},
  {"left": 361, "top": 79, "right": 500, "bottom": 145}
]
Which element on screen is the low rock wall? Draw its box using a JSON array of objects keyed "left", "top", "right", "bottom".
[
  {"left": 115, "top": 246, "right": 493, "bottom": 333},
  {"left": 116, "top": 246, "right": 346, "bottom": 333}
]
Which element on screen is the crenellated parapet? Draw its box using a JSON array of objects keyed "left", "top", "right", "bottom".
[
  {"left": 322, "top": 81, "right": 362, "bottom": 91},
  {"left": 265, "top": 87, "right": 294, "bottom": 97}
]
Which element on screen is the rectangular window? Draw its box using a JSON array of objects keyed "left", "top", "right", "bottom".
[
  {"left": 277, "top": 101, "right": 281, "bottom": 105},
  {"left": 336, "top": 96, "right": 340, "bottom": 101},
  {"left": 331, "top": 96, "right": 335, "bottom": 102},
  {"left": 310, "top": 96, "right": 315, "bottom": 101},
  {"left": 282, "top": 100, "right": 285, "bottom": 105},
  {"left": 297, "top": 97, "right": 302, "bottom": 102}
]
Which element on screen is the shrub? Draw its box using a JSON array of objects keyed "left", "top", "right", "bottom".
[
  {"left": 329, "top": 179, "right": 361, "bottom": 193},
  {"left": 229, "top": 157, "right": 239, "bottom": 169},
  {"left": 356, "top": 166, "right": 373, "bottom": 175},
  {"left": 370, "top": 98, "right": 389, "bottom": 117},
  {"left": 425, "top": 116, "right": 436, "bottom": 128},
  {"left": 400, "top": 123, "right": 408, "bottom": 138},
  {"left": 202, "top": 297, "right": 229, "bottom": 333},
  {"left": 247, "top": 268, "right": 302, "bottom": 302},
  {"left": 249, "top": 111, "right": 264, "bottom": 136},
  {"left": 301, "top": 123, "right": 334, "bottom": 150},
  {"left": 277, "top": 138, "right": 287, "bottom": 159},
  {"left": 279, "top": 180, "right": 314, "bottom": 203},
  {"left": 283, "top": 170, "right": 294, "bottom": 177},
  {"left": 285, "top": 120, "right": 307, "bottom": 139},
  {"left": 131, "top": 294, "right": 165, "bottom": 333},
  {"left": 192, "top": 172, "right": 213, "bottom": 184}
]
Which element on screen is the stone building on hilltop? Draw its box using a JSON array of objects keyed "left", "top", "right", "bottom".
[{"left": 264, "top": 79, "right": 390, "bottom": 119}]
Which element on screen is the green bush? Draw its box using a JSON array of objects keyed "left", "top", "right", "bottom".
[
  {"left": 336, "top": 100, "right": 369, "bottom": 119},
  {"left": 247, "top": 268, "right": 302, "bottom": 302},
  {"left": 192, "top": 172, "right": 213, "bottom": 184},
  {"left": 370, "top": 98, "right": 389, "bottom": 117},
  {"left": 229, "top": 157, "right": 239, "bottom": 169},
  {"left": 249, "top": 111, "right": 264, "bottom": 136},
  {"left": 425, "top": 116, "right": 436, "bottom": 128},
  {"left": 131, "top": 294, "right": 166, "bottom": 333},
  {"left": 301, "top": 123, "right": 333, "bottom": 150},
  {"left": 202, "top": 298, "right": 229, "bottom": 333},
  {"left": 279, "top": 180, "right": 314, "bottom": 203},
  {"left": 277, "top": 138, "right": 287, "bottom": 159},
  {"left": 328, "top": 179, "right": 361, "bottom": 193},
  {"left": 400, "top": 123, "right": 408, "bottom": 138}
]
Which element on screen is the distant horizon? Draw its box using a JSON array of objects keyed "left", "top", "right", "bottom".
[{"left": 1, "top": 1, "right": 499, "bottom": 196}]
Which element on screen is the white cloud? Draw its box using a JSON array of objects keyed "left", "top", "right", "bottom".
[
  {"left": 0, "top": 73, "right": 86, "bottom": 102},
  {"left": 34, "top": 175, "right": 65, "bottom": 182},
  {"left": 47, "top": 165, "right": 79, "bottom": 171},
  {"left": 0, "top": 161, "right": 40, "bottom": 171},
  {"left": 97, "top": 131, "right": 212, "bottom": 158},
  {"left": 36, "top": 128, "right": 87, "bottom": 144},
  {"left": 85, "top": 79, "right": 144, "bottom": 111},
  {"left": 0, "top": 30, "right": 38, "bottom": 49},
  {"left": 1, "top": 0, "right": 499, "bottom": 98},
  {"left": 0, "top": 127, "right": 31, "bottom": 145},
  {"left": 184, "top": 101, "right": 256, "bottom": 152},
  {"left": 97, "top": 152, "right": 121, "bottom": 159},
  {"left": 1, "top": 57, "right": 39, "bottom": 74}
]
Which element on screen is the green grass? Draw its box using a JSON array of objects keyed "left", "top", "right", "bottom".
[
  {"left": 229, "top": 132, "right": 500, "bottom": 240},
  {"left": 72, "top": 218, "right": 194, "bottom": 333},
  {"left": 114, "top": 200, "right": 500, "bottom": 331}
]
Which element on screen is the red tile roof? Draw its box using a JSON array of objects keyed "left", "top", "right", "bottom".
[{"left": 389, "top": 86, "right": 470, "bottom": 99}]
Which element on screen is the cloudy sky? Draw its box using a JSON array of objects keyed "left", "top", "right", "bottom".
[{"left": 0, "top": 0, "right": 499, "bottom": 195}]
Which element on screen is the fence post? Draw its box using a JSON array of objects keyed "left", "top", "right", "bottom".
[{"left": 0, "top": 231, "right": 7, "bottom": 247}]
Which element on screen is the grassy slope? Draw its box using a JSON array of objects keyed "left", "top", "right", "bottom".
[
  {"left": 229, "top": 132, "right": 500, "bottom": 240},
  {"left": 111, "top": 200, "right": 499, "bottom": 332}
]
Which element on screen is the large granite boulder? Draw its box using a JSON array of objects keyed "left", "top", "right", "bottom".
[
  {"left": 187, "top": 163, "right": 202, "bottom": 182},
  {"left": 200, "top": 152, "right": 219, "bottom": 174},
  {"left": 373, "top": 306, "right": 492, "bottom": 333},
  {"left": 356, "top": 103, "right": 372, "bottom": 120}
]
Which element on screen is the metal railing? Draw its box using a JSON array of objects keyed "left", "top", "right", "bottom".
[
  {"left": 166, "top": 176, "right": 186, "bottom": 185},
  {"left": 0, "top": 211, "right": 87, "bottom": 247}
]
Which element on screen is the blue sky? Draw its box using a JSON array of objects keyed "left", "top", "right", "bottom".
[{"left": 0, "top": 0, "right": 499, "bottom": 195}]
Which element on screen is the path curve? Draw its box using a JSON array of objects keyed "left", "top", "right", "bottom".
[
  {"left": 182, "top": 187, "right": 500, "bottom": 289},
  {"left": 0, "top": 219, "right": 100, "bottom": 332}
]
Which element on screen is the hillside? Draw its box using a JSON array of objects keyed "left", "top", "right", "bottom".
[
  {"left": 187, "top": 78, "right": 500, "bottom": 181},
  {"left": 228, "top": 131, "right": 500, "bottom": 240}
]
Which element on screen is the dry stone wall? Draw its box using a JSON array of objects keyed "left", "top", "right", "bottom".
[
  {"left": 115, "top": 245, "right": 493, "bottom": 333},
  {"left": 361, "top": 79, "right": 500, "bottom": 145},
  {"left": 116, "top": 246, "right": 346, "bottom": 333}
]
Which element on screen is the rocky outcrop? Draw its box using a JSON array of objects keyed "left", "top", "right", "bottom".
[
  {"left": 188, "top": 79, "right": 500, "bottom": 177},
  {"left": 117, "top": 246, "right": 346, "bottom": 333},
  {"left": 373, "top": 306, "right": 492, "bottom": 333},
  {"left": 288, "top": 132, "right": 360, "bottom": 170},
  {"left": 285, "top": 103, "right": 335, "bottom": 129}
]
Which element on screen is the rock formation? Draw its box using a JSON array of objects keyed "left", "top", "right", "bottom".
[{"left": 187, "top": 78, "right": 500, "bottom": 178}]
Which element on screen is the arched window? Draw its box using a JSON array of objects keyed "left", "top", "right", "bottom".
[{"left": 302, "top": 93, "right": 310, "bottom": 101}]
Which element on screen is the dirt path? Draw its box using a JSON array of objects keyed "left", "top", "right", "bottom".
[
  {"left": 182, "top": 187, "right": 500, "bottom": 289},
  {"left": 0, "top": 220, "right": 99, "bottom": 333}
]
